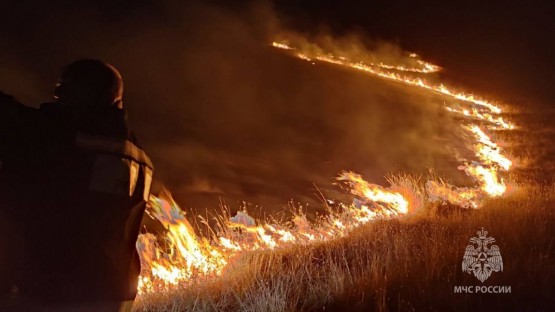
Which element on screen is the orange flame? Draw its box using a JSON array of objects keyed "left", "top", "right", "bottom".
[
  {"left": 465, "top": 125, "right": 512, "bottom": 171},
  {"left": 272, "top": 41, "right": 502, "bottom": 113},
  {"left": 137, "top": 194, "right": 228, "bottom": 294},
  {"left": 137, "top": 37, "right": 518, "bottom": 294},
  {"left": 271, "top": 38, "right": 515, "bottom": 207},
  {"left": 337, "top": 171, "right": 409, "bottom": 215},
  {"left": 137, "top": 173, "right": 412, "bottom": 294}
]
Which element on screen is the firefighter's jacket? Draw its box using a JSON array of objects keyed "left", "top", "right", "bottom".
[{"left": 0, "top": 98, "right": 153, "bottom": 303}]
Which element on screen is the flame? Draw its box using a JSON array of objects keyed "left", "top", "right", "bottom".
[
  {"left": 272, "top": 41, "right": 502, "bottom": 113},
  {"left": 137, "top": 173, "right": 412, "bottom": 294},
  {"left": 337, "top": 171, "right": 409, "bottom": 215},
  {"left": 271, "top": 42, "right": 293, "bottom": 50},
  {"left": 271, "top": 38, "right": 515, "bottom": 207},
  {"left": 445, "top": 107, "right": 514, "bottom": 130},
  {"left": 463, "top": 164, "right": 507, "bottom": 197},
  {"left": 137, "top": 36, "right": 518, "bottom": 294},
  {"left": 137, "top": 194, "right": 228, "bottom": 294},
  {"left": 426, "top": 180, "right": 479, "bottom": 208},
  {"left": 273, "top": 42, "right": 440, "bottom": 74},
  {"left": 465, "top": 125, "right": 512, "bottom": 171}
]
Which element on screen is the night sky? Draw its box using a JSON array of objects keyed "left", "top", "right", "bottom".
[{"left": 1, "top": 0, "right": 553, "bottom": 214}]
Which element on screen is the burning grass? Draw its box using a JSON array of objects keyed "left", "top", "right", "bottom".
[
  {"left": 133, "top": 182, "right": 555, "bottom": 311},
  {"left": 132, "top": 35, "right": 546, "bottom": 311}
]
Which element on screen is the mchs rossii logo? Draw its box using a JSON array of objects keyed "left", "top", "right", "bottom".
[
  {"left": 462, "top": 228, "right": 503, "bottom": 282},
  {"left": 454, "top": 228, "right": 511, "bottom": 294}
]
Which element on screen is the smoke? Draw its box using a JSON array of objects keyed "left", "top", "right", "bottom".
[{"left": 0, "top": 0, "right": 466, "bottom": 214}]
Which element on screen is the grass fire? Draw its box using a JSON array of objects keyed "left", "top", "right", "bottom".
[
  {"left": 132, "top": 34, "right": 554, "bottom": 311},
  {"left": 1, "top": 2, "right": 553, "bottom": 311}
]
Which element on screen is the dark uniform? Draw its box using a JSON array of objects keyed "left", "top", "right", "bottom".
[
  {"left": 0, "top": 92, "right": 39, "bottom": 303},
  {"left": 0, "top": 60, "right": 152, "bottom": 311}
]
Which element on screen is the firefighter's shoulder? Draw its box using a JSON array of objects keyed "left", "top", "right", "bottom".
[
  {"left": 0, "top": 92, "right": 38, "bottom": 129},
  {"left": 1, "top": 91, "right": 38, "bottom": 112},
  {"left": 0, "top": 91, "right": 19, "bottom": 115}
]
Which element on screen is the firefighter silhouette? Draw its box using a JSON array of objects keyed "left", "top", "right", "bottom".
[{"left": 0, "top": 60, "right": 153, "bottom": 311}]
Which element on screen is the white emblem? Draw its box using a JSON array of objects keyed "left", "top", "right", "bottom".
[{"left": 462, "top": 228, "right": 503, "bottom": 282}]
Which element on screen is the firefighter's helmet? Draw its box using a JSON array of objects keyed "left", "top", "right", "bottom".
[{"left": 54, "top": 59, "right": 123, "bottom": 108}]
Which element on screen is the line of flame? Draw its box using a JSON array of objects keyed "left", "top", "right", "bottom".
[
  {"left": 271, "top": 40, "right": 514, "bottom": 201},
  {"left": 136, "top": 38, "right": 517, "bottom": 294}
]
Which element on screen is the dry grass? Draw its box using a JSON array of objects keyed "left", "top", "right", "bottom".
[{"left": 134, "top": 183, "right": 555, "bottom": 311}]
